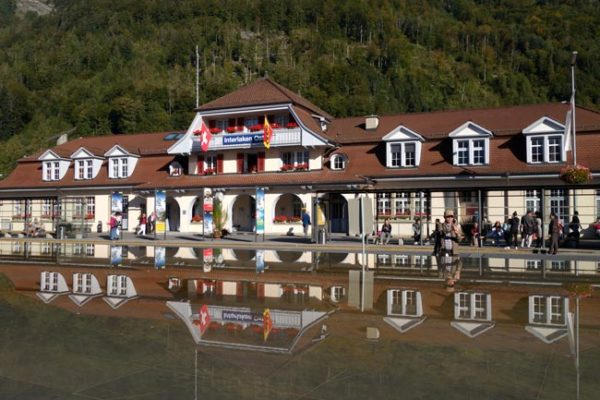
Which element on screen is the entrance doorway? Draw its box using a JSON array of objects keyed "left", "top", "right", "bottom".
[
  {"left": 232, "top": 195, "right": 255, "bottom": 232},
  {"left": 166, "top": 197, "right": 180, "bottom": 231},
  {"left": 325, "top": 193, "right": 348, "bottom": 234}
]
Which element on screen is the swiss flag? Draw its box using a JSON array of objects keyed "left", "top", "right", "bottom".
[
  {"left": 193, "top": 118, "right": 212, "bottom": 152},
  {"left": 193, "top": 304, "right": 211, "bottom": 335}
]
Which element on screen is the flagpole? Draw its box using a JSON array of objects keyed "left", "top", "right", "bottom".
[
  {"left": 571, "top": 51, "right": 577, "bottom": 166},
  {"left": 195, "top": 45, "right": 200, "bottom": 109}
]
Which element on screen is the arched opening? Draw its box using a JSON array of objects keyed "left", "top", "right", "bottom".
[
  {"left": 232, "top": 249, "right": 255, "bottom": 262},
  {"left": 324, "top": 193, "right": 348, "bottom": 234},
  {"left": 231, "top": 194, "right": 255, "bottom": 232},
  {"left": 166, "top": 197, "right": 180, "bottom": 231},
  {"left": 274, "top": 193, "right": 303, "bottom": 223},
  {"left": 190, "top": 197, "right": 203, "bottom": 224},
  {"left": 275, "top": 251, "right": 303, "bottom": 263}
]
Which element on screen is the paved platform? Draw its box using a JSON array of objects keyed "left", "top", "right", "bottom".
[{"left": 1, "top": 231, "right": 599, "bottom": 260}]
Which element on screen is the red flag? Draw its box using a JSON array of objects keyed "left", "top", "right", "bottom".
[
  {"left": 194, "top": 119, "right": 212, "bottom": 152},
  {"left": 263, "top": 308, "right": 273, "bottom": 342},
  {"left": 193, "top": 304, "right": 211, "bottom": 335},
  {"left": 263, "top": 116, "right": 273, "bottom": 149}
]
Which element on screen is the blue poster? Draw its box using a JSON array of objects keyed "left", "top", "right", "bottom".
[
  {"left": 154, "top": 246, "right": 166, "bottom": 269},
  {"left": 203, "top": 190, "right": 213, "bottom": 236},
  {"left": 111, "top": 192, "right": 123, "bottom": 213},
  {"left": 155, "top": 190, "right": 166, "bottom": 233},
  {"left": 110, "top": 245, "right": 122, "bottom": 266},
  {"left": 256, "top": 188, "right": 265, "bottom": 235},
  {"left": 256, "top": 249, "right": 265, "bottom": 273}
]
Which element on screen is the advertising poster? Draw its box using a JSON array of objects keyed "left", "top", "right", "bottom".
[
  {"left": 255, "top": 249, "right": 265, "bottom": 273},
  {"left": 256, "top": 188, "right": 265, "bottom": 235},
  {"left": 111, "top": 192, "right": 123, "bottom": 213},
  {"left": 203, "top": 189, "right": 213, "bottom": 236},
  {"left": 110, "top": 245, "right": 123, "bottom": 266},
  {"left": 155, "top": 190, "right": 166, "bottom": 234},
  {"left": 154, "top": 246, "right": 166, "bottom": 269}
]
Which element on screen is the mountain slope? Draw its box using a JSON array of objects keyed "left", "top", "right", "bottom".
[{"left": 0, "top": 0, "right": 599, "bottom": 176}]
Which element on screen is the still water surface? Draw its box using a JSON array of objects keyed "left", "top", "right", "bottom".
[{"left": 0, "top": 243, "right": 598, "bottom": 399}]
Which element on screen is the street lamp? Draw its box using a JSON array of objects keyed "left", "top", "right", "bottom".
[{"left": 571, "top": 51, "right": 578, "bottom": 165}]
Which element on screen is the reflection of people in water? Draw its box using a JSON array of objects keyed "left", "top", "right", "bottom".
[{"left": 437, "top": 209, "right": 462, "bottom": 291}]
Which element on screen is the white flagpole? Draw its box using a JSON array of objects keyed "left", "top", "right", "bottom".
[
  {"left": 195, "top": 45, "right": 200, "bottom": 109},
  {"left": 571, "top": 51, "right": 577, "bottom": 165}
]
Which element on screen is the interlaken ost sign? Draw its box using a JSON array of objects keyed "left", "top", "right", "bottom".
[{"left": 222, "top": 133, "right": 265, "bottom": 146}]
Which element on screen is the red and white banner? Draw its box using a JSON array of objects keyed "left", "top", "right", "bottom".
[{"left": 193, "top": 118, "right": 212, "bottom": 152}]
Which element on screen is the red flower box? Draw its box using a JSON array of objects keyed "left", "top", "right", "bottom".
[
  {"left": 191, "top": 215, "right": 203, "bottom": 223},
  {"left": 286, "top": 121, "right": 298, "bottom": 129},
  {"left": 294, "top": 163, "right": 308, "bottom": 171},
  {"left": 249, "top": 124, "right": 263, "bottom": 132},
  {"left": 274, "top": 215, "right": 288, "bottom": 223},
  {"left": 226, "top": 126, "right": 237, "bottom": 133},
  {"left": 85, "top": 213, "right": 95, "bottom": 220},
  {"left": 271, "top": 123, "right": 280, "bottom": 129},
  {"left": 280, "top": 163, "right": 294, "bottom": 172},
  {"left": 204, "top": 168, "right": 216, "bottom": 175},
  {"left": 209, "top": 127, "right": 221, "bottom": 134}
]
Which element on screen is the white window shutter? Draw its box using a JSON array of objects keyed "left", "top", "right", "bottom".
[
  {"left": 484, "top": 138, "right": 490, "bottom": 164},
  {"left": 453, "top": 292, "right": 459, "bottom": 319},
  {"left": 486, "top": 293, "right": 492, "bottom": 321},
  {"left": 415, "top": 142, "right": 422, "bottom": 166},
  {"left": 416, "top": 291, "right": 423, "bottom": 317},
  {"left": 526, "top": 137, "right": 532, "bottom": 164},
  {"left": 386, "top": 143, "right": 391, "bottom": 167},
  {"left": 528, "top": 295, "right": 534, "bottom": 324}
]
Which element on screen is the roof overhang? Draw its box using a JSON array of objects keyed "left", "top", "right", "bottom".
[
  {"left": 522, "top": 116, "right": 565, "bottom": 135},
  {"left": 104, "top": 144, "right": 139, "bottom": 158},
  {"left": 70, "top": 147, "right": 105, "bottom": 159},
  {"left": 38, "top": 150, "right": 70, "bottom": 162},
  {"left": 448, "top": 121, "right": 493, "bottom": 138},
  {"left": 382, "top": 125, "right": 425, "bottom": 142}
]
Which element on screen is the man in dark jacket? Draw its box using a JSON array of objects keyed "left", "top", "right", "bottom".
[{"left": 507, "top": 211, "right": 520, "bottom": 249}]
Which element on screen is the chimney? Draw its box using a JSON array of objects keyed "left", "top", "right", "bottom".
[
  {"left": 56, "top": 133, "right": 68, "bottom": 145},
  {"left": 365, "top": 115, "right": 379, "bottom": 131}
]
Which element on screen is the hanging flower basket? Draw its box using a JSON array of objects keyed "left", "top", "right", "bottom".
[
  {"left": 560, "top": 164, "right": 592, "bottom": 184},
  {"left": 564, "top": 283, "right": 593, "bottom": 298}
]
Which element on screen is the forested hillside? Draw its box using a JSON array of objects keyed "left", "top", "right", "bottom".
[{"left": 0, "top": 0, "right": 599, "bottom": 175}]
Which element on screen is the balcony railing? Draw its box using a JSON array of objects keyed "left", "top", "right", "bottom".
[{"left": 193, "top": 128, "right": 302, "bottom": 151}]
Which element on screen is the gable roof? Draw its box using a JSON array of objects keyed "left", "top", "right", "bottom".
[{"left": 198, "top": 77, "right": 333, "bottom": 120}]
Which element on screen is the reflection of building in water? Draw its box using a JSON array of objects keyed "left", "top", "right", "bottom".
[
  {"left": 450, "top": 291, "right": 494, "bottom": 338},
  {"left": 525, "top": 295, "right": 569, "bottom": 344}
]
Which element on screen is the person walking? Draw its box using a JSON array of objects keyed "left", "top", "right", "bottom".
[
  {"left": 548, "top": 212, "right": 561, "bottom": 255},
  {"left": 137, "top": 213, "right": 147, "bottom": 236},
  {"left": 568, "top": 211, "right": 581, "bottom": 248},
  {"left": 380, "top": 218, "right": 392, "bottom": 245},
  {"left": 506, "top": 211, "right": 520, "bottom": 250},
  {"left": 301, "top": 209, "right": 311, "bottom": 237},
  {"left": 521, "top": 210, "right": 535, "bottom": 248}
]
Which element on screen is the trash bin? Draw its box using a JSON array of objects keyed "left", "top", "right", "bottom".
[{"left": 97, "top": 221, "right": 102, "bottom": 233}]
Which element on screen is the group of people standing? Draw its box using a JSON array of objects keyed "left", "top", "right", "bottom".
[{"left": 136, "top": 211, "right": 157, "bottom": 236}]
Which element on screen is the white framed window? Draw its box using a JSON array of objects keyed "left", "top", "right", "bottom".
[
  {"left": 73, "top": 243, "right": 84, "bottom": 255},
  {"left": 44, "top": 162, "right": 52, "bottom": 181},
  {"left": 394, "top": 192, "right": 410, "bottom": 217},
  {"left": 526, "top": 260, "right": 543, "bottom": 270},
  {"left": 530, "top": 137, "right": 544, "bottom": 163},
  {"left": 74, "top": 197, "right": 85, "bottom": 218},
  {"left": 53, "top": 161, "right": 60, "bottom": 180},
  {"left": 86, "top": 197, "right": 95, "bottom": 217},
  {"left": 529, "top": 295, "right": 567, "bottom": 325},
  {"left": 527, "top": 135, "right": 564, "bottom": 164},
  {"left": 73, "top": 273, "right": 93, "bottom": 294},
  {"left": 110, "top": 157, "right": 129, "bottom": 178},
  {"left": 388, "top": 289, "right": 422, "bottom": 316},
  {"left": 215, "top": 119, "right": 227, "bottom": 132},
  {"left": 525, "top": 190, "right": 541, "bottom": 213},
  {"left": 42, "top": 271, "right": 59, "bottom": 292},
  {"left": 377, "top": 254, "right": 391, "bottom": 265},
  {"left": 330, "top": 286, "right": 345, "bottom": 303},
  {"left": 296, "top": 150, "right": 309, "bottom": 166},
  {"left": 169, "top": 161, "right": 183, "bottom": 177},
  {"left": 596, "top": 190, "right": 600, "bottom": 218},
  {"left": 86, "top": 244, "right": 95, "bottom": 256},
  {"left": 281, "top": 151, "right": 309, "bottom": 168},
  {"left": 387, "top": 141, "right": 420, "bottom": 168},
  {"left": 455, "top": 292, "right": 491, "bottom": 321},
  {"left": 76, "top": 160, "right": 85, "bottom": 180},
  {"left": 109, "top": 275, "right": 128, "bottom": 296},
  {"left": 274, "top": 114, "right": 288, "bottom": 127},
  {"left": 393, "top": 254, "right": 409, "bottom": 266},
  {"left": 86, "top": 159, "right": 93, "bottom": 179},
  {"left": 454, "top": 139, "right": 488, "bottom": 166},
  {"left": 331, "top": 154, "right": 347, "bottom": 170},
  {"left": 205, "top": 154, "right": 217, "bottom": 171},
  {"left": 377, "top": 193, "right": 391, "bottom": 216},
  {"left": 44, "top": 161, "right": 61, "bottom": 181},
  {"left": 244, "top": 116, "right": 259, "bottom": 128},
  {"left": 550, "top": 189, "right": 569, "bottom": 225},
  {"left": 550, "top": 260, "right": 569, "bottom": 271}
]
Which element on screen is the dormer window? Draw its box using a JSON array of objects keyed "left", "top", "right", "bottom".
[
  {"left": 449, "top": 122, "right": 492, "bottom": 166},
  {"left": 75, "top": 159, "right": 94, "bottom": 180},
  {"left": 169, "top": 161, "right": 183, "bottom": 177},
  {"left": 331, "top": 154, "right": 347, "bottom": 170},
  {"left": 523, "top": 117, "right": 566, "bottom": 164},
  {"left": 383, "top": 125, "right": 424, "bottom": 168},
  {"left": 44, "top": 161, "right": 60, "bottom": 181},
  {"left": 110, "top": 157, "right": 128, "bottom": 178}
]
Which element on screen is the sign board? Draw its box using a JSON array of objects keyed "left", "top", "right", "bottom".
[
  {"left": 222, "top": 310, "right": 263, "bottom": 323},
  {"left": 155, "top": 190, "right": 166, "bottom": 234},
  {"left": 111, "top": 192, "right": 123, "bottom": 213},
  {"left": 256, "top": 188, "right": 265, "bottom": 235},
  {"left": 222, "top": 133, "right": 264, "bottom": 146}
]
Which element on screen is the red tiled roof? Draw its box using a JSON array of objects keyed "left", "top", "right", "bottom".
[
  {"left": 23, "top": 131, "right": 180, "bottom": 161},
  {"left": 198, "top": 78, "right": 333, "bottom": 120},
  {"left": 329, "top": 103, "right": 600, "bottom": 143}
]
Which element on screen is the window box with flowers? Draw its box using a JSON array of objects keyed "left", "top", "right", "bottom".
[
  {"left": 294, "top": 163, "right": 309, "bottom": 171},
  {"left": 271, "top": 123, "right": 280, "bottom": 129},
  {"left": 85, "top": 213, "right": 95, "bottom": 220},
  {"left": 280, "top": 164, "right": 295, "bottom": 172},
  {"left": 203, "top": 168, "right": 216, "bottom": 176},
  {"left": 226, "top": 126, "right": 237, "bottom": 133},
  {"left": 273, "top": 216, "right": 301, "bottom": 224},
  {"left": 560, "top": 164, "right": 592, "bottom": 184},
  {"left": 191, "top": 215, "right": 203, "bottom": 224},
  {"left": 286, "top": 121, "right": 298, "bottom": 129},
  {"left": 249, "top": 124, "right": 263, "bottom": 132},
  {"left": 209, "top": 127, "right": 222, "bottom": 134}
]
